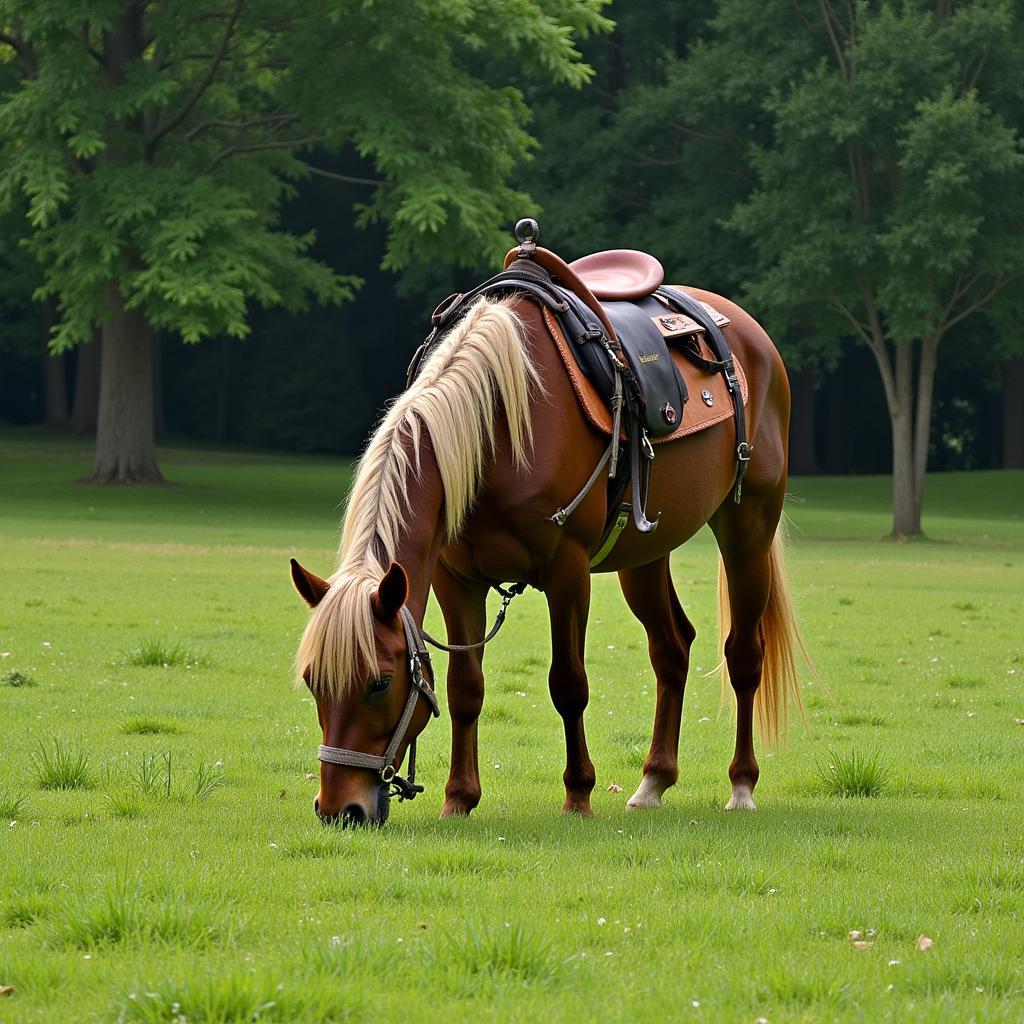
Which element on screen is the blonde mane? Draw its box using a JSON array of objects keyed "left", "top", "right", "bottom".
[{"left": 296, "top": 298, "right": 541, "bottom": 698}]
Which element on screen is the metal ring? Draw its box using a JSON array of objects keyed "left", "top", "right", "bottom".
[{"left": 380, "top": 764, "right": 396, "bottom": 783}]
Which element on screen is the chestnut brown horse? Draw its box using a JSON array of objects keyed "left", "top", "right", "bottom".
[{"left": 291, "top": 286, "right": 808, "bottom": 825}]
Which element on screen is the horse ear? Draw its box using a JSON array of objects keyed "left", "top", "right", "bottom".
[
  {"left": 373, "top": 562, "right": 409, "bottom": 619},
  {"left": 290, "top": 558, "right": 330, "bottom": 608}
]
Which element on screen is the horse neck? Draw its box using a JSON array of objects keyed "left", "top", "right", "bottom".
[{"left": 390, "top": 438, "right": 446, "bottom": 623}]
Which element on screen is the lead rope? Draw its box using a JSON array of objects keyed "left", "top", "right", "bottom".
[{"left": 420, "top": 582, "right": 526, "bottom": 654}]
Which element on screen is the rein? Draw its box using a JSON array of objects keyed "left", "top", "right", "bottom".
[{"left": 316, "top": 585, "right": 525, "bottom": 803}]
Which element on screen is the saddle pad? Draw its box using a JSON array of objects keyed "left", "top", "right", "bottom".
[{"left": 541, "top": 295, "right": 748, "bottom": 445}]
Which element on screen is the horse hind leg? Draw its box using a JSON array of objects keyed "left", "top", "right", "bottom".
[
  {"left": 711, "top": 487, "right": 793, "bottom": 812},
  {"left": 618, "top": 557, "right": 695, "bottom": 811}
]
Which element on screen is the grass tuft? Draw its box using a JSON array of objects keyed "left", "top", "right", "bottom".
[
  {"left": 2, "top": 668, "right": 37, "bottom": 687},
  {"left": 0, "top": 787, "right": 30, "bottom": 819},
  {"left": 117, "top": 972, "right": 353, "bottom": 1023},
  {"left": 2, "top": 893, "right": 51, "bottom": 929},
  {"left": 50, "top": 878, "right": 225, "bottom": 950},
  {"left": 124, "top": 639, "right": 204, "bottom": 669},
  {"left": 119, "top": 716, "right": 182, "bottom": 735},
  {"left": 441, "top": 922, "right": 558, "bottom": 984},
  {"left": 105, "top": 789, "right": 147, "bottom": 820},
  {"left": 817, "top": 748, "right": 891, "bottom": 798},
  {"left": 31, "top": 738, "right": 94, "bottom": 791}
]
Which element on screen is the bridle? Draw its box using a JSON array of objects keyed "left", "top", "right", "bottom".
[
  {"left": 314, "top": 584, "right": 525, "bottom": 805},
  {"left": 317, "top": 606, "right": 440, "bottom": 803}
]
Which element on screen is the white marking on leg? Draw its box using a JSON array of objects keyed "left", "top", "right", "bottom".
[
  {"left": 627, "top": 774, "right": 665, "bottom": 811},
  {"left": 725, "top": 783, "right": 757, "bottom": 811}
]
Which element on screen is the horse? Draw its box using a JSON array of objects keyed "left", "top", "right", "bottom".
[{"left": 290, "top": 266, "right": 810, "bottom": 826}]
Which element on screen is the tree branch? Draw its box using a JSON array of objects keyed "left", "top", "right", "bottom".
[
  {"left": 146, "top": 0, "right": 246, "bottom": 156},
  {"left": 303, "top": 165, "right": 387, "bottom": 187},
  {"left": 940, "top": 273, "right": 1021, "bottom": 333},
  {"left": 0, "top": 29, "right": 38, "bottom": 77},
  {"left": 204, "top": 135, "right": 321, "bottom": 173},
  {"left": 817, "top": 0, "right": 850, "bottom": 81},
  {"left": 185, "top": 113, "right": 298, "bottom": 140}
]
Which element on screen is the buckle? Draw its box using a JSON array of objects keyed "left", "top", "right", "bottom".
[
  {"left": 380, "top": 764, "right": 396, "bottom": 783},
  {"left": 737, "top": 442, "right": 753, "bottom": 462}
]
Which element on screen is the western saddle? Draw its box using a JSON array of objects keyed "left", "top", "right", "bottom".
[{"left": 409, "top": 219, "right": 751, "bottom": 567}]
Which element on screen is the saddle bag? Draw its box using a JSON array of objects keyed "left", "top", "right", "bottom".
[{"left": 566, "top": 294, "right": 689, "bottom": 439}]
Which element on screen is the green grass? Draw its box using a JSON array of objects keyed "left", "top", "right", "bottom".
[{"left": 1, "top": 428, "right": 1023, "bottom": 1023}]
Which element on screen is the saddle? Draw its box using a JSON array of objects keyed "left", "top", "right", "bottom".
[{"left": 410, "top": 220, "right": 752, "bottom": 567}]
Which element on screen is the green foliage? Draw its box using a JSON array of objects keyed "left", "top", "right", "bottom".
[
  {"left": 0, "top": 0, "right": 610, "bottom": 352},
  {"left": 722, "top": 1, "right": 1024, "bottom": 350}
]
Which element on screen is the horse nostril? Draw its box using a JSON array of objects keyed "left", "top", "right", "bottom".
[{"left": 341, "top": 803, "right": 366, "bottom": 825}]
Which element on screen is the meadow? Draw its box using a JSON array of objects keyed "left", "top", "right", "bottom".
[{"left": 1, "top": 428, "right": 1022, "bottom": 1023}]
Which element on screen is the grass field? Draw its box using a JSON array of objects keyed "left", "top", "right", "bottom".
[{"left": 1, "top": 428, "right": 1022, "bottom": 1023}]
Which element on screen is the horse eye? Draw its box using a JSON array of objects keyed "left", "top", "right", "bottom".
[{"left": 367, "top": 675, "right": 392, "bottom": 697}]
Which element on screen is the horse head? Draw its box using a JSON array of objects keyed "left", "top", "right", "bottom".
[{"left": 291, "top": 558, "right": 437, "bottom": 827}]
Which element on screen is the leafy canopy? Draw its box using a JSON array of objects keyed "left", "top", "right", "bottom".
[{"left": 0, "top": 0, "right": 610, "bottom": 349}]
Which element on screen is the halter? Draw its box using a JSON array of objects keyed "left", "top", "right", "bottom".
[
  {"left": 314, "top": 585, "right": 524, "bottom": 806},
  {"left": 317, "top": 606, "right": 440, "bottom": 803}
]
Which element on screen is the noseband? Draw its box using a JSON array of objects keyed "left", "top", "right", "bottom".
[{"left": 317, "top": 606, "right": 440, "bottom": 802}]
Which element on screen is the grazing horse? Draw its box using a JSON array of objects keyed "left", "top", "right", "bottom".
[{"left": 291, "top": 281, "right": 809, "bottom": 825}]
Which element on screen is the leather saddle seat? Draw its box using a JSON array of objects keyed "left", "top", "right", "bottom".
[{"left": 568, "top": 250, "right": 665, "bottom": 301}]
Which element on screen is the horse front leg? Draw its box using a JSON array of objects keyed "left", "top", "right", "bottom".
[
  {"left": 618, "top": 557, "right": 695, "bottom": 810},
  {"left": 432, "top": 560, "right": 489, "bottom": 818},
  {"left": 544, "top": 547, "right": 596, "bottom": 815}
]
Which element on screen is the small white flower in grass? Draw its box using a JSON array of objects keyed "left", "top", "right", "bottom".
[
  {"left": 889, "top": 959, "right": 900, "bottom": 966},
  {"left": 515, "top": 691, "right": 527, "bottom": 697},
  {"left": 83, "top": 954, "right": 91, "bottom": 960},
  {"left": 493, "top": 763, "right": 501, "bottom": 770},
  {"left": 597, "top": 917, "right": 606, "bottom": 926},
  {"left": 606, "top": 645, "right": 616, "bottom": 651},
  {"left": 604, "top": 951, "right": 614, "bottom": 957},
  {"left": 691, "top": 1000, "right": 700, "bottom": 1008},
  {"left": 42, "top": 642, "right": 51, "bottom": 648}
]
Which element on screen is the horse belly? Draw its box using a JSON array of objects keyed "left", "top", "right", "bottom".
[{"left": 590, "top": 423, "right": 735, "bottom": 573}]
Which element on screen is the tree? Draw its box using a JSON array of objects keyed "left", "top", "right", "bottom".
[
  {"left": 0, "top": 0, "right": 609, "bottom": 483},
  {"left": 712, "top": 0, "right": 1024, "bottom": 537}
]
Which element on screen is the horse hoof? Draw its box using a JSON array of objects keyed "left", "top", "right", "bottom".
[
  {"left": 725, "top": 784, "right": 757, "bottom": 811},
  {"left": 562, "top": 800, "right": 593, "bottom": 816},
  {"left": 626, "top": 776, "right": 664, "bottom": 810},
  {"left": 439, "top": 800, "right": 474, "bottom": 818}
]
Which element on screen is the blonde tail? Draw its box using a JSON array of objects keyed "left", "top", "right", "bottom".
[{"left": 718, "top": 522, "right": 813, "bottom": 747}]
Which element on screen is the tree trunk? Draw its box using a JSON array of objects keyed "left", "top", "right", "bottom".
[
  {"left": 85, "top": 282, "right": 163, "bottom": 484},
  {"left": 152, "top": 331, "right": 166, "bottom": 438},
  {"left": 787, "top": 366, "right": 820, "bottom": 475},
  {"left": 887, "top": 337, "right": 940, "bottom": 538},
  {"left": 889, "top": 341, "right": 920, "bottom": 538},
  {"left": 70, "top": 334, "right": 101, "bottom": 435},
  {"left": 1003, "top": 355, "right": 1024, "bottom": 469}
]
